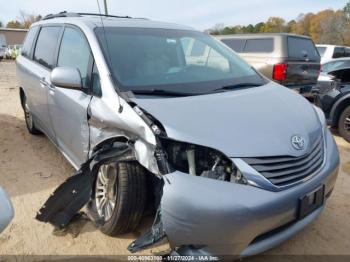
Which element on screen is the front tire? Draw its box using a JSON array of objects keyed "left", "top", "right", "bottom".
[
  {"left": 90, "top": 161, "right": 147, "bottom": 236},
  {"left": 23, "top": 96, "right": 41, "bottom": 135},
  {"left": 339, "top": 106, "right": 350, "bottom": 143}
]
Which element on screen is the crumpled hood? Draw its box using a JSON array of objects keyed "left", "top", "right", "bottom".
[{"left": 131, "top": 82, "right": 322, "bottom": 158}]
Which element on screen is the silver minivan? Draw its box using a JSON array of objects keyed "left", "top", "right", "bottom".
[{"left": 17, "top": 12, "right": 339, "bottom": 258}]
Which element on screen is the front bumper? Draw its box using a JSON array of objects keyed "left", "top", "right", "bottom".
[{"left": 160, "top": 129, "right": 339, "bottom": 257}]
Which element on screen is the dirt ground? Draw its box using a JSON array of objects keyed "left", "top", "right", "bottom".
[{"left": 0, "top": 61, "right": 350, "bottom": 259}]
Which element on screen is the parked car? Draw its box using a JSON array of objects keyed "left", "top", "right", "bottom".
[
  {"left": 217, "top": 33, "right": 321, "bottom": 95},
  {"left": 5, "top": 45, "right": 22, "bottom": 59},
  {"left": 310, "top": 57, "right": 350, "bottom": 98},
  {"left": 316, "top": 44, "right": 350, "bottom": 64},
  {"left": 0, "top": 34, "right": 7, "bottom": 61},
  {"left": 5, "top": 45, "right": 13, "bottom": 59},
  {"left": 17, "top": 12, "right": 339, "bottom": 258},
  {"left": 0, "top": 187, "right": 14, "bottom": 233},
  {"left": 321, "top": 57, "right": 350, "bottom": 73},
  {"left": 315, "top": 64, "right": 350, "bottom": 142}
]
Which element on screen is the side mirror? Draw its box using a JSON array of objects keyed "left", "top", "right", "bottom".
[
  {"left": 0, "top": 187, "right": 14, "bottom": 233},
  {"left": 51, "top": 67, "right": 83, "bottom": 90}
]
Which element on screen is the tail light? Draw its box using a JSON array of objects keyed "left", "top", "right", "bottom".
[{"left": 273, "top": 63, "right": 287, "bottom": 81}]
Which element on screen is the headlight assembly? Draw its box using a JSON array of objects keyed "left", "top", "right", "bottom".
[{"left": 158, "top": 137, "right": 247, "bottom": 184}]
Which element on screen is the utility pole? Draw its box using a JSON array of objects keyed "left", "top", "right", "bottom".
[{"left": 103, "top": 0, "right": 108, "bottom": 15}]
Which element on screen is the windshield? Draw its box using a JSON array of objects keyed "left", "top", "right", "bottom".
[
  {"left": 95, "top": 27, "right": 265, "bottom": 95},
  {"left": 317, "top": 46, "right": 326, "bottom": 57}
]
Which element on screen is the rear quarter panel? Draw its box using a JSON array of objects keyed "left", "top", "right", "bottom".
[{"left": 16, "top": 56, "right": 40, "bottom": 113}]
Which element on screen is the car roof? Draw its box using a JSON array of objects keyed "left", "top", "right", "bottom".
[{"left": 32, "top": 15, "right": 194, "bottom": 31}]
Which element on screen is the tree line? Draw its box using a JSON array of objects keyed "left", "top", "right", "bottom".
[
  {"left": 206, "top": 2, "right": 350, "bottom": 46},
  {"left": 0, "top": 11, "right": 42, "bottom": 29},
  {"left": 2, "top": 3, "right": 350, "bottom": 46}
]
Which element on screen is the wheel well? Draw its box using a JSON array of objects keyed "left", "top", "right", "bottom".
[
  {"left": 19, "top": 88, "right": 25, "bottom": 110},
  {"left": 333, "top": 98, "right": 350, "bottom": 127},
  {"left": 91, "top": 136, "right": 162, "bottom": 213},
  {"left": 91, "top": 136, "right": 129, "bottom": 154}
]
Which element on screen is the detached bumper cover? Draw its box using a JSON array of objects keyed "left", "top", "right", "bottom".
[{"left": 160, "top": 130, "right": 339, "bottom": 256}]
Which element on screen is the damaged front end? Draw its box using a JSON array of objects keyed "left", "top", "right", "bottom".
[
  {"left": 36, "top": 141, "right": 137, "bottom": 228},
  {"left": 36, "top": 102, "right": 248, "bottom": 257}
]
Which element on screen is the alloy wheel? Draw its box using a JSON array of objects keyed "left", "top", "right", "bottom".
[
  {"left": 95, "top": 163, "right": 118, "bottom": 221},
  {"left": 24, "top": 102, "right": 34, "bottom": 130},
  {"left": 345, "top": 116, "right": 350, "bottom": 132}
]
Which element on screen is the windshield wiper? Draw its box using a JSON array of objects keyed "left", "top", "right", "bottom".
[
  {"left": 131, "top": 89, "right": 196, "bottom": 97},
  {"left": 213, "top": 83, "right": 263, "bottom": 93}
]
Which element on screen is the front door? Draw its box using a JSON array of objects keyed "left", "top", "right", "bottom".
[{"left": 48, "top": 26, "right": 93, "bottom": 168}]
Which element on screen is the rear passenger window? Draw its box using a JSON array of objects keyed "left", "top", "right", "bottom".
[
  {"left": 221, "top": 39, "right": 246, "bottom": 53},
  {"left": 333, "top": 47, "right": 346, "bottom": 58},
  {"left": 243, "top": 38, "right": 273, "bottom": 53},
  {"left": 345, "top": 48, "right": 350, "bottom": 57},
  {"left": 34, "top": 26, "right": 61, "bottom": 69},
  {"left": 22, "top": 26, "right": 39, "bottom": 58},
  {"left": 57, "top": 27, "right": 91, "bottom": 88},
  {"left": 287, "top": 37, "right": 319, "bottom": 61}
]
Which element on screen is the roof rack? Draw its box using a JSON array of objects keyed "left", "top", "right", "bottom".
[
  {"left": 78, "top": 13, "right": 132, "bottom": 19},
  {"left": 42, "top": 11, "right": 80, "bottom": 20},
  {"left": 42, "top": 11, "right": 134, "bottom": 20}
]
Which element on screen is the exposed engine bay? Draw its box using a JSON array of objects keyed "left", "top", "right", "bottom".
[{"left": 159, "top": 137, "right": 246, "bottom": 184}]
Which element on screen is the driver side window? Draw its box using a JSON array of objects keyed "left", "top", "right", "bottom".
[{"left": 57, "top": 27, "right": 91, "bottom": 88}]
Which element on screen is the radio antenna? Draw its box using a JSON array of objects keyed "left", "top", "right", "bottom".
[
  {"left": 103, "top": 0, "right": 108, "bottom": 15},
  {"left": 96, "top": 0, "right": 123, "bottom": 113}
]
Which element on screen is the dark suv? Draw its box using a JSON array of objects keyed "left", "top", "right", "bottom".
[
  {"left": 218, "top": 33, "right": 321, "bottom": 94},
  {"left": 315, "top": 63, "right": 350, "bottom": 142}
]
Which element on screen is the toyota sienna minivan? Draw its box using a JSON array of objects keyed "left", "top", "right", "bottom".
[{"left": 16, "top": 12, "right": 339, "bottom": 258}]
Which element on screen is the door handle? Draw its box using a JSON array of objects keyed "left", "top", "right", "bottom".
[
  {"left": 48, "top": 84, "right": 55, "bottom": 91},
  {"left": 40, "top": 78, "right": 55, "bottom": 92}
]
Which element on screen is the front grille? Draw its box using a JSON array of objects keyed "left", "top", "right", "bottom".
[{"left": 242, "top": 136, "right": 324, "bottom": 187}]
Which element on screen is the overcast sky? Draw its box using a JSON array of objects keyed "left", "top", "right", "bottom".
[{"left": 0, "top": 0, "right": 348, "bottom": 30}]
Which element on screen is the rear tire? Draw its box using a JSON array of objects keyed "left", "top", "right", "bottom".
[
  {"left": 90, "top": 161, "right": 147, "bottom": 236},
  {"left": 23, "top": 96, "right": 41, "bottom": 135},
  {"left": 338, "top": 105, "right": 350, "bottom": 143}
]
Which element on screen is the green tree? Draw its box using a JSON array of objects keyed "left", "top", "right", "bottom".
[
  {"left": 222, "top": 26, "right": 236, "bottom": 35},
  {"left": 253, "top": 22, "right": 265, "bottom": 33},
  {"left": 286, "top": 20, "right": 297, "bottom": 33},
  {"left": 243, "top": 24, "right": 255, "bottom": 33},
  {"left": 0, "top": 21, "right": 3, "bottom": 27},
  {"left": 261, "top": 17, "right": 286, "bottom": 33},
  {"left": 6, "top": 20, "right": 23, "bottom": 28}
]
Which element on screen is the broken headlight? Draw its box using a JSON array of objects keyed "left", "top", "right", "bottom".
[{"left": 158, "top": 137, "right": 247, "bottom": 184}]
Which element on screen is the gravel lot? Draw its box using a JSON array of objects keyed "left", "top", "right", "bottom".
[{"left": 0, "top": 61, "right": 350, "bottom": 259}]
